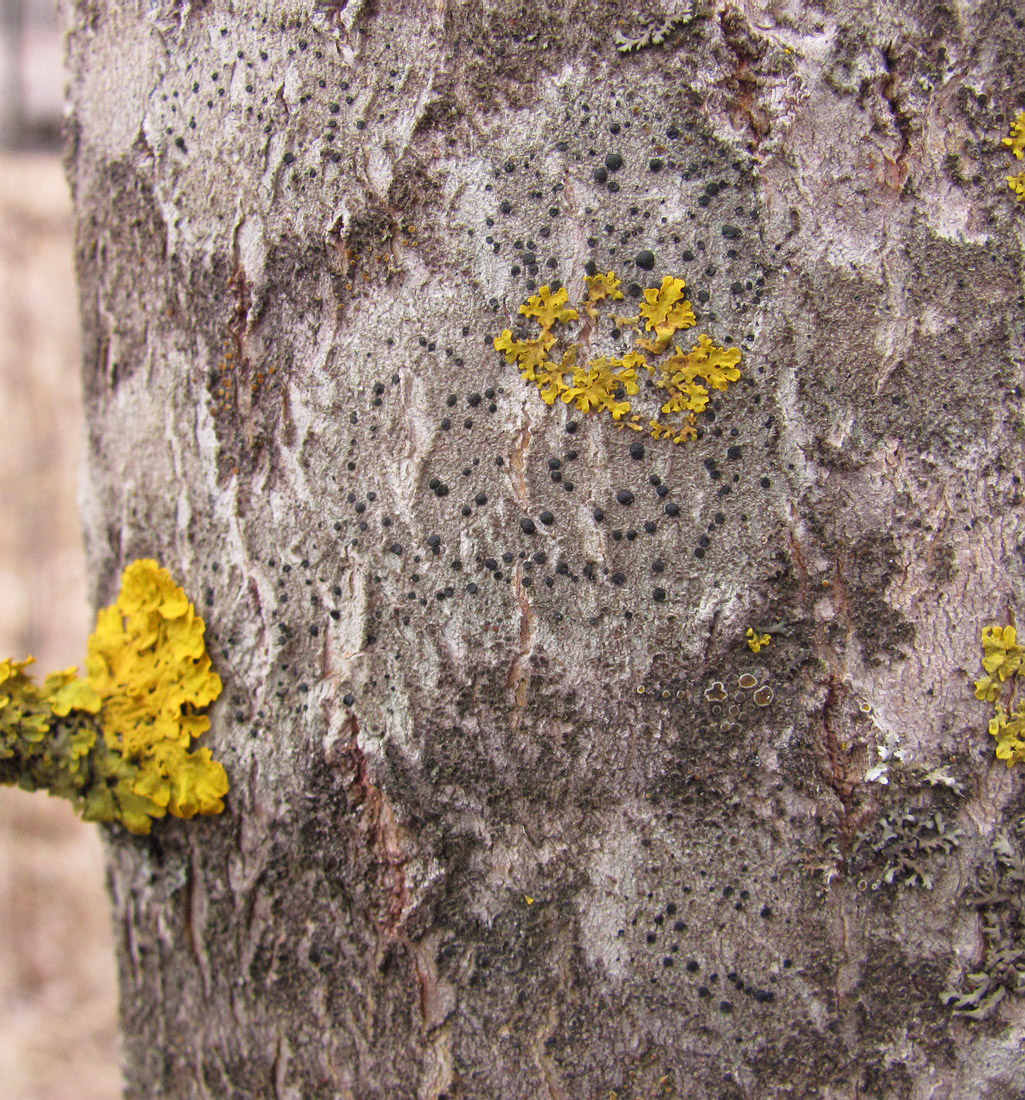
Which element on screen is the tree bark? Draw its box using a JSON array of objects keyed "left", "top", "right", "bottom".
[{"left": 62, "top": 1, "right": 1025, "bottom": 1096}]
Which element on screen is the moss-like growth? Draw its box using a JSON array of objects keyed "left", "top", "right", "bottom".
[
  {"left": 0, "top": 560, "right": 228, "bottom": 834},
  {"left": 849, "top": 801, "right": 963, "bottom": 891}
]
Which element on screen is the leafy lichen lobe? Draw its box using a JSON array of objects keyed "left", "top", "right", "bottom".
[{"left": 0, "top": 559, "right": 228, "bottom": 834}]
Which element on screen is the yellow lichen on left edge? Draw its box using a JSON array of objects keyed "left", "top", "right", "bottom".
[
  {"left": 974, "top": 623, "right": 1025, "bottom": 766},
  {"left": 0, "top": 559, "right": 228, "bottom": 834},
  {"left": 86, "top": 559, "right": 228, "bottom": 825}
]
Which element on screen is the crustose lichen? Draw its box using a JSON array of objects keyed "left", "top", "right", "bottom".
[{"left": 0, "top": 559, "right": 228, "bottom": 835}]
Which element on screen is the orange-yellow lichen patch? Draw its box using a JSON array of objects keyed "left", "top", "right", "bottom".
[
  {"left": 1003, "top": 114, "right": 1025, "bottom": 202},
  {"left": 638, "top": 276, "right": 697, "bottom": 347},
  {"left": 494, "top": 271, "right": 742, "bottom": 446},
  {"left": 974, "top": 622, "right": 1025, "bottom": 766},
  {"left": 1008, "top": 171, "right": 1025, "bottom": 202},
  {"left": 519, "top": 285, "right": 579, "bottom": 330},
  {"left": 1003, "top": 112, "right": 1025, "bottom": 159},
  {"left": 86, "top": 559, "right": 227, "bottom": 824},
  {"left": 1, "top": 560, "right": 228, "bottom": 835},
  {"left": 746, "top": 628, "right": 771, "bottom": 653},
  {"left": 583, "top": 270, "right": 625, "bottom": 312}
]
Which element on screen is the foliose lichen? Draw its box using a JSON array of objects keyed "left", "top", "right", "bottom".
[
  {"left": 973, "top": 623, "right": 1024, "bottom": 766},
  {"left": 817, "top": 764, "right": 967, "bottom": 894},
  {"left": 745, "top": 627, "right": 771, "bottom": 653},
  {"left": 849, "top": 804, "right": 963, "bottom": 892},
  {"left": 494, "top": 271, "right": 741, "bottom": 445},
  {"left": 1003, "top": 111, "right": 1025, "bottom": 202},
  {"left": 942, "top": 826, "right": 1025, "bottom": 1019},
  {"left": 0, "top": 559, "right": 228, "bottom": 835},
  {"left": 613, "top": 7, "right": 694, "bottom": 54}
]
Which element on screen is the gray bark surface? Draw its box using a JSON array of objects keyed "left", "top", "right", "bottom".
[{"left": 63, "top": 1, "right": 1025, "bottom": 1096}]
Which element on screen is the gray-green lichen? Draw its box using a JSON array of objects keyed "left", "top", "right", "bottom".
[{"left": 943, "top": 825, "right": 1025, "bottom": 1019}]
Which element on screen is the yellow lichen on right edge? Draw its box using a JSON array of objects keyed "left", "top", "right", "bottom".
[
  {"left": 1003, "top": 113, "right": 1025, "bottom": 202},
  {"left": 1003, "top": 112, "right": 1025, "bottom": 159},
  {"left": 974, "top": 623, "right": 1025, "bottom": 766}
]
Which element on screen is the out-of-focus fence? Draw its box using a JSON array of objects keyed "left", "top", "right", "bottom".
[
  {"left": 0, "top": 26, "right": 122, "bottom": 1094},
  {"left": 0, "top": 0, "right": 63, "bottom": 150}
]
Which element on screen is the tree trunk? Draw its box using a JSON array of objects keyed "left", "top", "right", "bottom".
[{"left": 62, "top": 1, "right": 1025, "bottom": 1096}]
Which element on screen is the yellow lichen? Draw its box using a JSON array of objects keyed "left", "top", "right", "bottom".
[
  {"left": 1008, "top": 171, "right": 1025, "bottom": 202},
  {"left": 746, "top": 628, "right": 771, "bottom": 653},
  {"left": 86, "top": 559, "right": 227, "bottom": 822},
  {"left": 519, "top": 285, "right": 579, "bottom": 331},
  {"left": 974, "top": 621, "right": 1025, "bottom": 767},
  {"left": 494, "top": 270, "right": 742, "bottom": 446},
  {"left": 1, "top": 560, "right": 228, "bottom": 834},
  {"left": 637, "top": 276, "right": 697, "bottom": 348},
  {"left": 978, "top": 624, "right": 1023, "bottom": 686},
  {"left": 584, "top": 270, "right": 624, "bottom": 307},
  {"left": 1003, "top": 112, "right": 1025, "bottom": 159},
  {"left": 989, "top": 706, "right": 1025, "bottom": 766},
  {"left": 1003, "top": 114, "right": 1025, "bottom": 202}
]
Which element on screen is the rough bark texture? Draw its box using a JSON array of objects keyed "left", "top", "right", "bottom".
[{"left": 63, "top": 1, "right": 1025, "bottom": 1097}]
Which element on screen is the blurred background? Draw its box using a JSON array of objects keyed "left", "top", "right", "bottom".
[{"left": 0, "top": 2, "right": 121, "bottom": 1097}]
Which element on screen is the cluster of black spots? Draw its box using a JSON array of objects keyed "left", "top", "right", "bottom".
[
  {"left": 260, "top": 554, "right": 357, "bottom": 702},
  {"left": 327, "top": 434, "right": 713, "bottom": 611},
  {"left": 481, "top": 98, "right": 774, "bottom": 583},
  {"left": 152, "top": 17, "right": 362, "bottom": 181},
  {"left": 486, "top": 85, "right": 767, "bottom": 324},
  {"left": 618, "top": 874, "right": 784, "bottom": 1021},
  {"left": 220, "top": 72, "right": 772, "bottom": 668}
]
